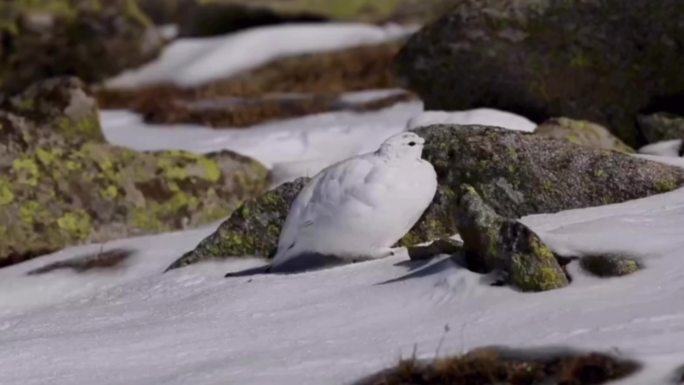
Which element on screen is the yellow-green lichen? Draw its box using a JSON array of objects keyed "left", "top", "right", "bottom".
[
  {"left": 656, "top": 178, "right": 678, "bottom": 193},
  {"left": 12, "top": 157, "right": 40, "bottom": 186},
  {"left": 56, "top": 115, "right": 101, "bottom": 142},
  {"left": 19, "top": 201, "right": 43, "bottom": 225},
  {"left": 101, "top": 185, "right": 119, "bottom": 200},
  {"left": 132, "top": 209, "right": 165, "bottom": 232},
  {"left": 0, "top": 179, "right": 15, "bottom": 205},
  {"left": 57, "top": 211, "right": 92, "bottom": 240},
  {"left": 35, "top": 147, "right": 62, "bottom": 167},
  {"left": 197, "top": 157, "right": 221, "bottom": 182}
]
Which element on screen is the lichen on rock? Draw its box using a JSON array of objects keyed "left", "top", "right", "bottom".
[
  {"left": 0, "top": 77, "right": 269, "bottom": 268},
  {"left": 535, "top": 117, "right": 634, "bottom": 153},
  {"left": 455, "top": 185, "right": 568, "bottom": 292},
  {"left": 0, "top": 0, "right": 162, "bottom": 93},
  {"left": 580, "top": 254, "right": 641, "bottom": 278}
]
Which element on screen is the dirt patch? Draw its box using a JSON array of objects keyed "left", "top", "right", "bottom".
[
  {"left": 356, "top": 348, "right": 640, "bottom": 385},
  {"left": 97, "top": 41, "right": 409, "bottom": 127},
  {"left": 27, "top": 248, "right": 135, "bottom": 275}
]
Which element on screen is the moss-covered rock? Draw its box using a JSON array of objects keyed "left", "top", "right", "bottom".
[
  {"left": 167, "top": 178, "right": 307, "bottom": 270},
  {"left": 3, "top": 77, "right": 104, "bottom": 142},
  {"left": 0, "top": 0, "right": 162, "bottom": 93},
  {"left": 395, "top": 0, "right": 684, "bottom": 147},
  {"left": 456, "top": 185, "right": 568, "bottom": 292},
  {"left": 168, "top": 124, "right": 684, "bottom": 270},
  {"left": 415, "top": 125, "right": 684, "bottom": 220},
  {"left": 535, "top": 118, "right": 633, "bottom": 153},
  {"left": 0, "top": 78, "right": 268, "bottom": 268},
  {"left": 580, "top": 255, "right": 641, "bottom": 278},
  {"left": 637, "top": 112, "right": 684, "bottom": 145}
]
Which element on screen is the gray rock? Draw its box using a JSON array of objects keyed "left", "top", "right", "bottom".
[
  {"left": 456, "top": 185, "right": 568, "bottom": 291},
  {"left": 0, "top": 78, "right": 269, "bottom": 268},
  {"left": 0, "top": 0, "right": 162, "bottom": 93},
  {"left": 167, "top": 178, "right": 308, "bottom": 270},
  {"left": 535, "top": 118, "right": 633, "bottom": 153},
  {"left": 395, "top": 0, "right": 684, "bottom": 147},
  {"left": 415, "top": 125, "right": 684, "bottom": 220},
  {"left": 580, "top": 255, "right": 640, "bottom": 278},
  {"left": 638, "top": 112, "right": 684, "bottom": 145}
]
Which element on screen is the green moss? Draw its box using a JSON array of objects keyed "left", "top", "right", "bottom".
[
  {"left": 132, "top": 209, "right": 164, "bottom": 232},
  {"left": 12, "top": 157, "right": 40, "bottom": 186},
  {"left": 0, "top": 179, "right": 15, "bottom": 206},
  {"left": 101, "top": 185, "right": 119, "bottom": 200},
  {"left": 35, "top": 147, "right": 62, "bottom": 166},
  {"left": 656, "top": 178, "right": 678, "bottom": 193},
  {"left": 197, "top": 158, "right": 221, "bottom": 182},
  {"left": 56, "top": 211, "right": 92, "bottom": 240},
  {"left": 56, "top": 115, "right": 101, "bottom": 141},
  {"left": 19, "top": 201, "right": 45, "bottom": 225}
]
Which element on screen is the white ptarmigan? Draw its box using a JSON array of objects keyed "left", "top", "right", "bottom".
[{"left": 270, "top": 131, "right": 437, "bottom": 271}]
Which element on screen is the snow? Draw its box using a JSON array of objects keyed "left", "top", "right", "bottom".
[
  {"left": 100, "top": 101, "right": 423, "bottom": 185},
  {"left": 1, "top": 184, "right": 684, "bottom": 384},
  {"left": 639, "top": 139, "right": 682, "bottom": 157},
  {"left": 406, "top": 109, "right": 538, "bottom": 132},
  {"left": 106, "top": 23, "right": 416, "bottom": 88}
]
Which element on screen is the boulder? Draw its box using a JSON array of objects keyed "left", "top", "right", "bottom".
[
  {"left": 535, "top": 118, "right": 633, "bottom": 153},
  {"left": 0, "top": 78, "right": 268, "bottom": 268},
  {"left": 168, "top": 124, "right": 684, "bottom": 270},
  {"left": 0, "top": 0, "right": 162, "bottom": 93},
  {"left": 580, "top": 255, "right": 640, "bottom": 278},
  {"left": 456, "top": 185, "right": 568, "bottom": 291},
  {"left": 395, "top": 0, "right": 684, "bottom": 147},
  {"left": 637, "top": 112, "right": 684, "bottom": 145}
]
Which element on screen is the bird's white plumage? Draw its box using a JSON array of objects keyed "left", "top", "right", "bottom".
[{"left": 272, "top": 132, "right": 437, "bottom": 269}]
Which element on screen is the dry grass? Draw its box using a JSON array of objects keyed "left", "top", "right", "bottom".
[
  {"left": 356, "top": 349, "right": 640, "bottom": 385},
  {"left": 27, "top": 248, "right": 135, "bottom": 275},
  {"left": 96, "top": 41, "right": 408, "bottom": 127}
]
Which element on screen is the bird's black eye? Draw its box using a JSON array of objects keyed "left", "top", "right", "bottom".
[{"left": 408, "top": 141, "right": 416, "bottom": 146}]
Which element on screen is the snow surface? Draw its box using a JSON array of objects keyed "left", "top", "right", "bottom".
[
  {"left": 406, "top": 109, "right": 538, "bottom": 132},
  {"left": 1, "top": 185, "right": 684, "bottom": 385},
  {"left": 106, "top": 23, "right": 415, "bottom": 88},
  {"left": 639, "top": 139, "right": 682, "bottom": 158}
]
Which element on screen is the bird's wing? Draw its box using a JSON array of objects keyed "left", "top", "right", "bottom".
[{"left": 275, "top": 155, "right": 386, "bottom": 256}]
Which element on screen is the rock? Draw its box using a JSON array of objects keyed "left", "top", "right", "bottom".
[
  {"left": 415, "top": 125, "right": 684, "bottom": 221},
  {"left": 535, "top": 118, "right": 633, "bottom": 153},
  {"left": 638, "top": 112, "right": 684, "bottom": 145},
  {"left": 580, "top": 255, "right": 640, "bottom": 278},
  {"left": 2, "top": 77, "right": 104, "bottom": 142},
  {"left": 395, "top": 0, "right": 684, "bottom": 147},
  {"left": 456, "top": 185, "right": 568, "bottom": 292},
  {"left": 167, "top": 178, "right": 308, "bottom": 270},
  {"left": 169, "top": 124, "right": 684, "bottom": 269},
  {"left": 0, "top": 78, "right": 268, "bottom": 268},
  {"left": 0, "top": 0, "right": 162, "bottom": 93},
  {"left": 138, "top": 0, "right": 326, "bottom": 37}
]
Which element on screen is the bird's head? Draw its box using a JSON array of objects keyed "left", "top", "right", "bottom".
[{"left": 378, "top": 132, "right": 426, "bottom": 159}]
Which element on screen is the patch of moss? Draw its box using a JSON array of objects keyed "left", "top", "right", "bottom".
[
  {"left": 197, "top": 157, "right": 221, "bottom": 182},
  {"left": 56, "top": 211, "right": 92, "bottom": 240},
  {"left": 656, "top": 177, "right": 678, "bottom": 193},
  {"left": 12, "top": 157, "right": 40, "bottom": 186},
  {"left": 56, "top": 115, "right": 101, "bottom": 142},
  {"left": 0, "top": 179, "right": 14, "bottom": 206},
  {"left": 19, "top": 201, "right": 44, "bottom": 225}
]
